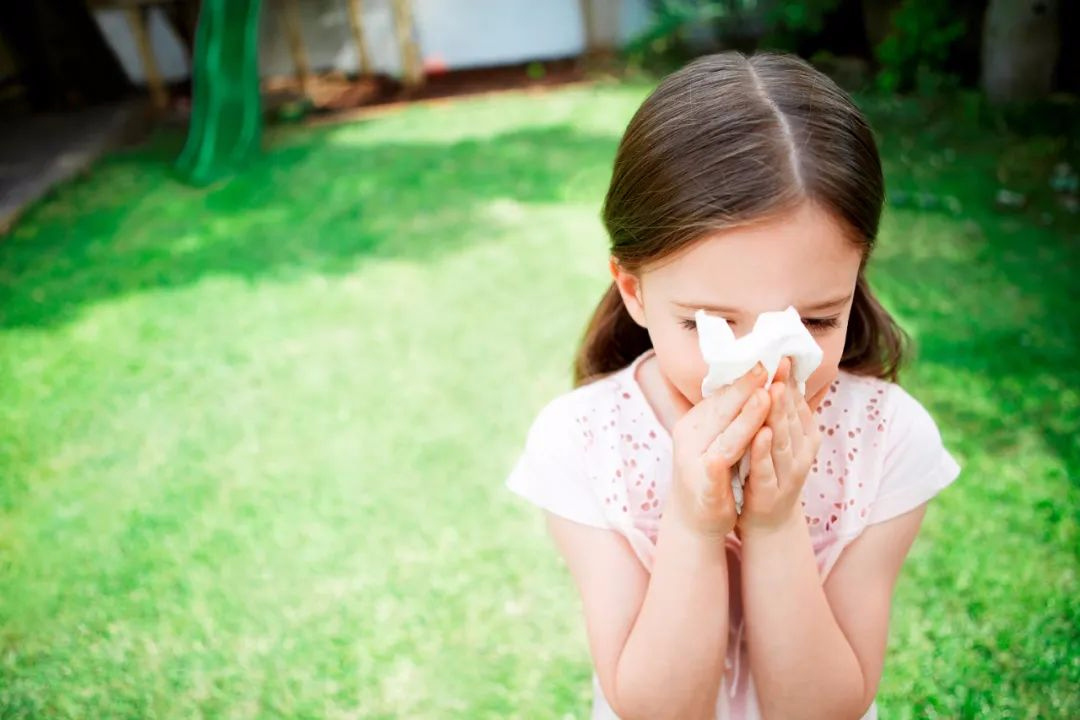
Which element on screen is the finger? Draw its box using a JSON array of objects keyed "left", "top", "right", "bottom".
[
  {"left": 772, "top": 356, "right": 791, "bottom": 386},
  {"left": 797, "top": 393, "right": 823, "bottom": 462},
  {"left": 785, "top": 373, "right": 802, "bottom": 458},
  {"left": 701, "top": 453, "right": 733, "bottom": 508},
  {"left": 702, "top": 387, "right": 770, "bottom": 475},
  {"left": 768, "top": 380, "right": 793, "bottom": 481},
  {"left": 767, "top": 379, "right": 789, "bottom": 448},
  {"left": 682, "top": 362, "right": 768, "bottom": 453},
  {"left": 796, "top": 388, "right": 814, "bottom": 437},
  {"left": 748, "top": 425, "right": 777, "bottom": 490}
]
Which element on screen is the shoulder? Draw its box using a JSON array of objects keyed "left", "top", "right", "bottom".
[
  {"left": 804, "top": 371, "right": 960, "bottom": 578},
  {"left": 833, "top": 371, "right": 946, "bottom": 451},
  {"left": 505, "top": 366, "right": 635, "bottom": 531},
  {"left": 835, "top": 372, "right": 961, "bottom": 525},
  {"left": 523, "top": 368, "right": 630, "bottom": 450},
  {"left": 826, "top": 371, "right": 945, "bottom": 450},
  {"left": 880, "top": 382, "right": 950, "bottom": 456}
]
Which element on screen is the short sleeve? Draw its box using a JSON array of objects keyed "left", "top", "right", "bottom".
[
  {"left": 865, "top": 384, "right": 961, "bottom": 525},
  {"left": 504, "top": 396, "right": 612, "bottom": 530}
]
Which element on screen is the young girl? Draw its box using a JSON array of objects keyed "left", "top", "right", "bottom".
[{"left": 505, "top": 51, "right": 961, "bottom": 719}]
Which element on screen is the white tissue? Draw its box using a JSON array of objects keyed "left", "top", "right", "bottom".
[{"left": 695, "top": 305, "right": 824, "bottom": 514}]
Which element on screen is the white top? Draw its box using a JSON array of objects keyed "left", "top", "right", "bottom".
[{"left": 506, "top": 349, "right": 961, "bottom": 719}]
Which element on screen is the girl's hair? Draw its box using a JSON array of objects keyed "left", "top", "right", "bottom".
[{"left": 573, "top": 51, "right": 908, "bottom": 387}]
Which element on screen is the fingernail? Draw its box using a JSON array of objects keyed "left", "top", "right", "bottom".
[{"left": 752, "top": 362, "right": 765, "bottom": 377}]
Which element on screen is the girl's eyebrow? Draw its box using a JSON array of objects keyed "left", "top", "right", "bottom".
[
  {"left": 801, "top": 292, "right": 854, "bottom": 312},
  {"left": 673, "top": 292, "right": 853, "bottom": 314}
]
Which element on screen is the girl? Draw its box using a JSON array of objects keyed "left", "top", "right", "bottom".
[{"left": 505, "top": 51, "right": 961, "bottom": 719}]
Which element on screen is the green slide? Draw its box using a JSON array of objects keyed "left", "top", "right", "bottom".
[{"left": 176, "top": 0, "right": 263, "bottom": 186}]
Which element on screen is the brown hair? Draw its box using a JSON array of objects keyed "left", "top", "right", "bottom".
[{"left": 573, "top": 51, "right": 908, "bottom": 387}]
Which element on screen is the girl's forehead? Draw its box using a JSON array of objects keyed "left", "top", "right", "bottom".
[{"left": 644, "top": 205, "right": 862, "bottom": 311}]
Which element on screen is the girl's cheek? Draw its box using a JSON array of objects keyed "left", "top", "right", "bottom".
[
  {"left": 678, "top": 362, "right": 706, "bottom": 406},
  {"left": 805, "top": 369, "right": 835, "bottom": 407},
  {"left": 804, "top": 336, "right": 844, "bottom": 402}
]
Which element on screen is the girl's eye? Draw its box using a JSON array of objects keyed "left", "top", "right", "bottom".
[
  {"left": 803, "top": 316, "right": 840, "bottom": 333},
  {"left": 679, "top": 317, "right": 730, "bottom": 331},
  {"left": 682, "top": 316, "right": 838, "bottom": 333}
]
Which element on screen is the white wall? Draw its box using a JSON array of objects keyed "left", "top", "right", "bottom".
[
  {"left": 93, "top": 0, "right": 652, "bottom": 84},
  {"left": 415, "top": 0, "right": 586, "bottom": 70},
  {"left": 93, "top": 7, "right": 190, "bottom": 82},
  {"left": 256, "top": 0, "right": 405, "bottom": 78}
]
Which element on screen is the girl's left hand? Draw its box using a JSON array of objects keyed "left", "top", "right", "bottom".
[{"left": 738, "top": 357, "right": 824, "bottom": 534}]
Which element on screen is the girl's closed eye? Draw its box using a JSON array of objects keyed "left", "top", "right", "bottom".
[
  {"left": 802, "top": 316, "right": 841, "bottom": 333},
  {"left": 679, "top": 317, "right": 730, "bottom": 331},
  {"left": 679, "top": 316, "right": 839, "bottom": 333}
]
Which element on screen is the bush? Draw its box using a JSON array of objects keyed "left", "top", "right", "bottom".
[
  {"left": 874, "top": 0, "right": 965, "bottom": 94},
  {"left": 761, "top": 0, "right": 843, "bottom": 52}
]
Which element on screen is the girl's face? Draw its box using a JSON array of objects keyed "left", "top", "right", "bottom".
[{"left": 612, "top": 202, "right": 864, "bottom": 407}]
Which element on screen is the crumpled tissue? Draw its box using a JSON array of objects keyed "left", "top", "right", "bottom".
[{"left": 695, "top": 305, "right": 824, "bottom": 514}]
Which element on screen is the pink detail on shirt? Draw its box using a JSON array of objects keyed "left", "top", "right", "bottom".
[{"left": 506, "top": 348, "right": 961, "bottom": 720}]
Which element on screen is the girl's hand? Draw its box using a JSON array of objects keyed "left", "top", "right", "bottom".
[
  {"left": 668, "top": 363, "right": 772, "bottom": 539},
  {"left": 739, "top": 358, "right": 823, "bottom": 534}
]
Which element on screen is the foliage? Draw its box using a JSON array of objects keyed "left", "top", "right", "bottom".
[
  {"left": 625, "top": 0, "right": 753, "bottom": 68},
  {"left": 874, "top": 0, "right": 966, "bottom": 94},
  {"left": 627, "top": 0, "right": 843, "bottom": 60},
  {"left": 760, "top": 0, "right": 843, "bottom": 51}
]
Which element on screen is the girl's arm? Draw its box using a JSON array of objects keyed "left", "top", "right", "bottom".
[
  {"left": 542, "top": 366, "right": 769, "bottom": 719},
  {"left": 546, "top": 509, "right": 731, "bottom": 720},
  {"left": 740, "top": 502, "right": 928, "bottom": 720}
]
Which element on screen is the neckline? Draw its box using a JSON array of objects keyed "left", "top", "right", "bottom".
[{"left": 625, "top": 348, "right": 674, "bottom": 449}]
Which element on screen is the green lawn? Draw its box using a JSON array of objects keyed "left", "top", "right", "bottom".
[{"left": 1, "top": 81, "right": 1077, "bottom": 718}]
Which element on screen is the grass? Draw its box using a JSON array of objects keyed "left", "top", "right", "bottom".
[{"left": 1, "top": 80, "right": 1077, "bottom": 718}]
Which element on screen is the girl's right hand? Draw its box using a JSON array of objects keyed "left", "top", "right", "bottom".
[{"left": 668, "top": 362, "right": 772, "bottom": 539}]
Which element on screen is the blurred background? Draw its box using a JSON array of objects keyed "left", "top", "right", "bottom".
[{"left": 1, "top": 1, "right": 1077, "bottom": 718}]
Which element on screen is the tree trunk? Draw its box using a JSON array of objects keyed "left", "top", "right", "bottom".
[
  {"left": 391, "top": 0, "right": 422, "bottom": 88},
  {"left": 981, "top": 0, "right": 1061, "bottom": 104},
  {"left": 347, "top": 0, "right": 371, "bottom": 76},
  {"left": 125, "top": 6, "right": 168, "bottom": 111},
  {"left": 579, "top": 0, "right": 596, "bottom": 53},
  {"left": 861, "top": 0, "right": 902, "bottom": 50},
  {"left": 579, "top": 0, "right": 622, "bottom": 54},
  {"left": 279, "top": 0, "right": 311, "bottom": 96}
]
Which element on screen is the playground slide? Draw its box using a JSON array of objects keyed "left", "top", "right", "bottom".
[{"left": 176, "top": 0, "right": 262, "bottom": 185}]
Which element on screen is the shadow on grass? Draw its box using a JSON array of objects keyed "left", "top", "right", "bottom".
[
  {"left": 3, "top": 102, "right": 1078, "bottom": 476},
  {"left": 1, "top": 91, "right": 1078, "bottom": 716},
  {"left": 3, "top": 99, "right": 1076, "bottom": 473},
  {"left": 863, "top": 106, "right": 1080, "bottom": 714},
  {"left": 0, "top": 123, "right": 619, "bottom": 329},
  {"left": 860, "top": 95, "right": 1080, "bottom": 478}
]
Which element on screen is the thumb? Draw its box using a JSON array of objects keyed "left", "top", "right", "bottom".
[{"left": 702, "top": 451, "right": 734, "bottom": 503}]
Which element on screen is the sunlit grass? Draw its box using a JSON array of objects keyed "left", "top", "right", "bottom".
[{"left": 1, "top": 82, "right": 1077, "bottom": 718}]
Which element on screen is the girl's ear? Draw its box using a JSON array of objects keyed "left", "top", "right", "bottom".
[{"left": 609, "top": 256, "right": 648, "bottom": 329}]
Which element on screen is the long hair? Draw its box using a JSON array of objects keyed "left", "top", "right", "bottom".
[{"left": 573, "top": 51, "right": 908, "bottom": 386}]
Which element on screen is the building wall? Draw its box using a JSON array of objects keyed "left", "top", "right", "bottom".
[{"left": 93, "top": 0, "right": 651, "bottom": 84}]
